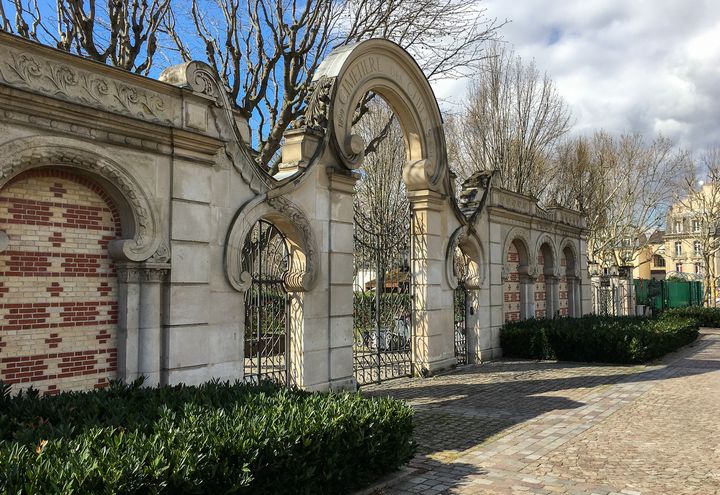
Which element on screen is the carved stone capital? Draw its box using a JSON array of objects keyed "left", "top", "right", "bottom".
[
  {"left": 140, "top": 262, "right": 171, "bottom": 283},
  {"left": 116, "top": 262, "right": 142, "bottom": 284}
]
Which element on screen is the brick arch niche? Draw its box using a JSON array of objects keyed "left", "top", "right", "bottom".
[{"left": 0, "top": 169, "right": 121, "bottom": 394}]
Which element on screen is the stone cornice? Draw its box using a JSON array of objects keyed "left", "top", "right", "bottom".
[
  {"left": 488, "top": 186, "right": 586, "bottom": 230},
  {"left": 487, "top": 204, "right": 586, "bottom": 234},
  {"left": 0, "top": 85, "right": 173, "bottom": 153}
]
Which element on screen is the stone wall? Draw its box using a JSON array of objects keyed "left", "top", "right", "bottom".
[{"left": 0, "top": 33, "right": 591, "bottom": 393}]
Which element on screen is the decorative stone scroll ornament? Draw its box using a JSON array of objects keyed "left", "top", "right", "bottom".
[
  {"left": 291, "top": 76, "right": 335, "bottom": 133},
  {"left": 445, "top": 226, "right": 485, "bottom": 289},
  {"left": 225, "top": 196, "right": 318, "bottom": 293},
  {"left": 0, "top": 137, "right": 163, "bottom": 262},
  {"left": 159, "top": 61, "right": 270, "bottom": 194},
  {"left": 305, "top": 39, "right": 451, "bottom": 193},
  {"left": 0, "top": 39, "right": 177, "bottom": 125},
  {"left": 266, "top": 196, "right": 318, "bottom": 292}
]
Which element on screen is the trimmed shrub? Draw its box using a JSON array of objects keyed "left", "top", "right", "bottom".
[
  {"left": 500, "top": 315, "right": 699, "bottom": 364},
  {"left": 661, "top": 306, "right": 720, "bottom": 328},
  {"left": 0, "top": 380, "right": 414, "bottom": 494}
]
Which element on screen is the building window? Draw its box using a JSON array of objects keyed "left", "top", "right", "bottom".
[
  {"left": 695, "top": 263, "right": 702, "bottom": 274},
  {"left": 653, "top": 255, "right": 666, "bottom": 267},
  {"left": 694, "top": 241, "right": 702, "bottom": 256},
  {"left": 675, "top": 241, "right": 682, "bottom": 256},
  {"left": 674, "top": 220, "right": 683, "bottom": 233},
  {"left": 692, "top": 219, "right": 701, "bottom": 232},
  {"left": 676, "top": 263, "right": 683, "bottom": 273}
]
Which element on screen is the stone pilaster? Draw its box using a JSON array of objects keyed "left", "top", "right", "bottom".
[
  {"left": 138, "top": 263, "right": 169, "bottom": 387},
  {"left": 116, "top": 262, "right": 142, "bottom": 382},
  {"left": 545, "top": 275, "right": 560, "bottom": 317},
  {"left": 519, "top": 274, "right": 536, "bottom": 319},
  {"left": 325, "top": 169, "right": 358, "bottom": 390},
  {"left": 407, "top": 189, "right": 455, "bottom": 375}
]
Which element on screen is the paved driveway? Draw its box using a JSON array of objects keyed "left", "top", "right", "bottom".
[{"left": 363, "top": 329, "right": 720, "bottom": 495}]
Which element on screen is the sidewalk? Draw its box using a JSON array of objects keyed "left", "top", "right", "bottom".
[{"left": 363, "top": 329, "right": 720, "bottom": 495}]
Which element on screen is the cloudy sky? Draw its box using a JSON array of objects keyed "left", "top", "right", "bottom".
[{"left": 432, "top": 0, "right": 720, "bottom": 155}]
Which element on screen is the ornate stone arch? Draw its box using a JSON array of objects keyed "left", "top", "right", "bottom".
[
  {"left": 560, "top": 238, "right": 580, "bottom": 278},
  {"left": 225, "top": 196, "right": 318, "bottom": 292},
  {"left": 445, "top": 226, "right": 486, "bottom": 289},
  {"left": 0, "top": 136, "right": 164, "bottom": 261},
  {"left": 502, "top": 228, "right": 532, "bottom": 280},
  {"left": 535, "top": 234, "right": 559, "bottom": 277},
  {"left": 299, "top": 39, "right": 451, "bottom": 194}
]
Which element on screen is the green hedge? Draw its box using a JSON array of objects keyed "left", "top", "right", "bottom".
[
  {"left": 661, "top": 306, "right": 720, "bottom": 328},
  {"left": 0, "top": 380, "right": 414, "bottom": 494},
  {"left": 500, "top": 315, "right": 699, "bottom": 364}
]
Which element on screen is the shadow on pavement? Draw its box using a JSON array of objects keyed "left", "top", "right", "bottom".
[{"left": 362, "top": 332, "right": 719, "bottom": 458}]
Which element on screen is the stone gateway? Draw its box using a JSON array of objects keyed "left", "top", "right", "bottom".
[{"left": 0, "top": 33, "right": 590, "bottom": 394}]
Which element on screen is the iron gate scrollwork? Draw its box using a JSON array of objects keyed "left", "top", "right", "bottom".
[
  {"left": 242, "top": 219, "right": 291, "bottom": 386},
  {"left": 453, "top": 248, "right": 469, "bottom": 365},
  {"left": 353, "top": 207, "right": 414, "bottom": 385},
  {"left": 454, "top": 284, "right": 468, "bottom": 365}
]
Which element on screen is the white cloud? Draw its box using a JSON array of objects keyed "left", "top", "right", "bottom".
[{"left": 432, "top": 0, "right": 720, "bottom": 155}]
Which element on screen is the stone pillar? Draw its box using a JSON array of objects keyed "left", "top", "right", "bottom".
[
  {"left": 465, "top": 289, "right": 478, "bottom": 364},
  {"left": 138, "top": 263, "right": 169, "bottom": 387},
  {"left": 545, "top": 275, "right": 559, "bottom": 318},
  {"left": 325, "top": 170, "right": 357, "bottom": 390},
  {"left": 408, "top": 190, "right": 455, "bottom": 375},
  {"left": 590, "top": 275, "right": 602, "bottom": 314},
  {"left": 116, "top": 263, "right": 141, "bottom": 381},
  {"left": 519, "top": 274, "right": 536, "bottom": 319},
  {"left": 574, "top": 277, "right": 583, "bottom": 316},
  {"left": 566, "top": 276, "right": 579, "bottom": 317}
]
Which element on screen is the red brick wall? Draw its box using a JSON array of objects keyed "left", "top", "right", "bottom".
[
  {"left": 0, "top": 170, "right": 120, "bottom": 394},
  {"left": 504, "top": 243, "right": 521, "bottom": 322}
]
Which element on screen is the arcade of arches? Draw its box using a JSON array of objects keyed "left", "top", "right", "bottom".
[{"left": 0, "top": 32, "right": 590, "bottom": 394}]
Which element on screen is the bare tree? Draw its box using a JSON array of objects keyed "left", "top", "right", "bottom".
[
  {"left": 0, "top": 0, "right": 171, "bottom": 74},
  {"left": 166, "top": 0, "right": 506, "bottom": 170},
  {"left": 549, "top": 131, "right": 689, "bottom": 270},
  {"left": 448, "top": 43, "right": 572, "bottom": 197},
  {"left": 353, "top": 98, "right": 408, "bottom": 234},
  {"left": 674, "top": 147, "right": 720, "bottom": 305}
]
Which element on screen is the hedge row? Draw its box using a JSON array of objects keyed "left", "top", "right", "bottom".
[
  {"left": 662, "top": 306, "right": 720, "bottom": 328},
  {"left": 0, "top": 380, "right": 414, "bottom": 494},
  {"left": 500, "top": 315, "right": 699, "bottom": 363}
]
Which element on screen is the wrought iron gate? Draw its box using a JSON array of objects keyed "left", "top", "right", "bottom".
[
  {"left": 592, "top": 283, "right": 615, "bottom": 316},
  {"left": 454, "top": 284, "right": 468, "bottom": 365},
  {"left": 242, "top": 220, "right": 291, "bottom": 385},
  {"left": 353, "top": 208, "right": 413, "bottom": 385}
]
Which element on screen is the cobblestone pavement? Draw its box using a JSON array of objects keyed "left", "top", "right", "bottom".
[{"left": 363, "top": 329, "right": 720, "bottom": 495}]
